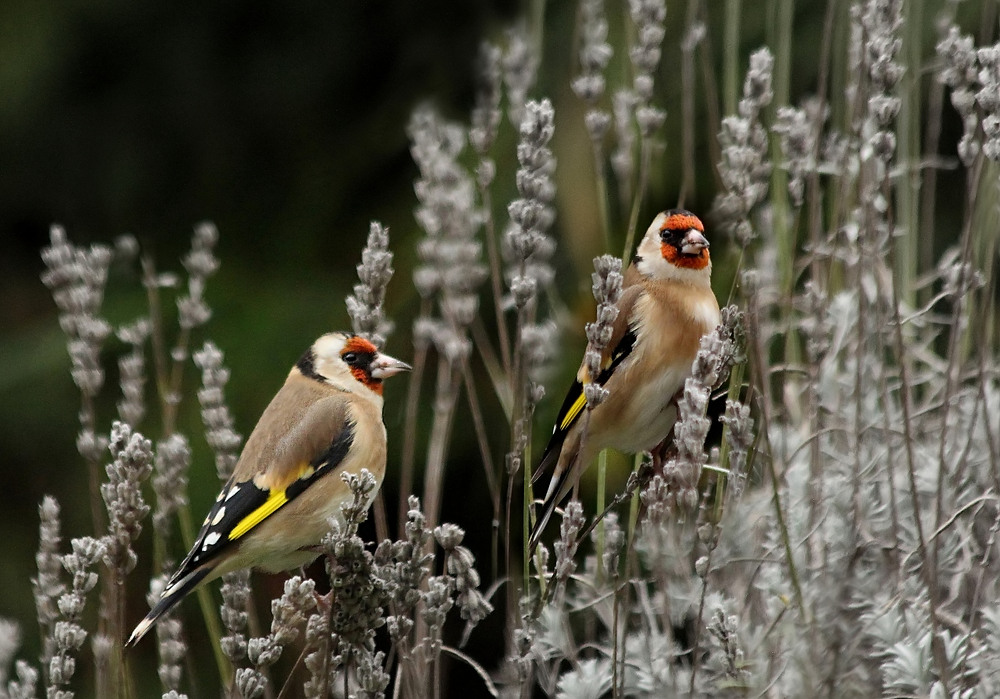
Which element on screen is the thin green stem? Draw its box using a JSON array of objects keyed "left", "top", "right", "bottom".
[
  {"left": 679, "top": 0, "right": 700, "bottom": 208},
  {"left": 595, "top": 449, "right": 608, "bottom": 586},
  {"left": 478, "top": 174, "right": 513, "bottom": 375},
  {"left": 627, "top": 453, "right": 643, "bottom": 550},
  {"left": 422, "top": 357, "right": 462, "bottom": 532},
  {"left": 621, "top": 142, "right": 651, "bottom": 261},
  {"left": 460, "top": 360, "right": 502, "bottom": 579},
  {"left": 399, "top": 300, "right": 432, "bottom": 536},
  {"left": 896, "top": 0, "right": 923, "bottom": 306},
  {"left": 768, "top": 0, "right": 794, "bottom": 295},
  {"left": 724, "top": 0, "right": 742, "bottom": 116},
  {"left": 591, "top": 138, "right": 613, "bottom": 253}
]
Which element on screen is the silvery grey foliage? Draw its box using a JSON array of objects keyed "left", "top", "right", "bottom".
[
  {"left": 659, "top": 308, "right": 746, "bottom": 512},
  {"left": 101, "top": 422, "right": 154, "bottom": 578},
  {"left": 0, "top": 619, "right": 23, "bottom": 694},
  {"left": 719, "top": 400, "right": 753, "bottom": 500},
  {"left": 40, "top": 226, "right": 113, "bottom": 465},
  {"left": 150, "top": 434, "right": 191, "bottom": 550},
  {"left": 937, "top": 26, "right": 981, "bottom": 165},
  {"left": 303, "top": 471, "right": 389, "bottom": 698},
  {"left": 704, "top": 607, "right": 748, "bottom": 689},
  {"left": 583, "top": 255, "right": 623, "bottom": 407},
  {"left": 5, "top": 659, "right": 39, "bottom": 699},
  {"left": 192, "top": 341, "right": 243, "bottom": 481},
  {"left": 859, "top": 0, "right": 903, "bottom": 165},
  {"left": 301, "top": 610, "right": 330, "bottom": 699},
  {"left": 638, "top": 469, "right": 671, "bottom": 528},
  {"left": 573, "top": 0, "right": 613, "bottom": 143},
  {"left": 176, "top": 222, "right": 219, "bottom": 331},
  {"left": 974, "top": 43, "right": 1000, "bottom": 160},
  {"left": 936, "top": 245, "right": 984, "bottom": 301},
  {"left": 796, "top": 281, "right": 832, "bottom": 363},
  {"left": 234, "top": 667, "right": 265, "bottom": 699},
  {"left": 47, "top": 537, "right": 104, "bottom": 699},
  {"left": 90, "top": 636, "right": 111, "bottom": 699},
  {"left": 594, "top": 511, "right": 624, "bottom": 578},
  {"left": 519, "top": 321, "right": 558, "bottom": 387},
  {"left": 938, "top": 26, "right": 1000, "bottom": 163},
  {"left": 219, "top": 570, "right": 251, "bottom": 665},
  {"left": 552, "top": 500, "right": 585, "bottom": 592},
  {"left": 408, "top": 105, "right": 487, "bottom": 364},
  {"left": 505, "top": 98, "right": 558, "bottom": 487},
  {"left": 377, "top": 496, "right": 434, "bottom": 639},
  {"left": 116, "top": 318, "right": 151, "bottom": 427},
  {"left": 502, "top": 26, "right": 538, "bottom": 128},
  {"left": 347, "top": 221, "right": 395, "bottom": 349},
  {"left": 434, "top": 524, "right": 493, "bottom": 625},
  {"left": 611, "top": 0, "right": 666, "bottom": 214},
  {"left": 470, "top": 42, "right": 503, "bottom": 158},
  {"left": 572, "top": 0, "right": 612, "bottom": 105},
  {"left": 611, "top": 89, "right": 637, "bottom": 203},
  {"left": 772, "top": 101, "right": 822, "bottom": 207},
  {"left": 355, "top": 650, "right": 391, "bottom": 698},
  {"left": 715, "top": 48, "right": 774, "bottom": 245},
  {"left": 350, "top": 496, "right": 492, "bottom": 698},
  {"left": 627, "top": 0, "right": 667, "bottom": 137},
  {"left": 506, "top": 98, "right": 557, "bottom": 308},
  {"left": 32, "top": 497, "right": 63, "bottom": 676},
  {"left": 145, "top": 576, "right": 186, "bottom": 695},
  {"left": 242, "top": 576, "right": 317, "bottom": 697},
  {"left": 555, "top": 658, "right": 612, "bottom": 699}
]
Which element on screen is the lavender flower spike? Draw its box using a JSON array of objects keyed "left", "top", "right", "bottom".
[{"left": 347, "top": 221, "right": 395, "bottom": 349}]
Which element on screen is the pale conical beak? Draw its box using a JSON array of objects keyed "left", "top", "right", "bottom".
[
  {"left": 680, "top": 230, "right": 710, "bottom": 255},
  {"left": 370, "top": 353, "right": 412, "bottom": 379}
]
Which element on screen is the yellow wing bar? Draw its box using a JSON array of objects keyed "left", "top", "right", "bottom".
[{"left": 228, "top": 488, "right": 288, "bottom": 541}]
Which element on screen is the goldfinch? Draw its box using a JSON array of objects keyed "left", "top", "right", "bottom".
[
  {"left": 530, "top": 210, "right": 720, "bottom": 548},
  {"left": 127, "top": 332, "right": 410, "bottom": 646}
]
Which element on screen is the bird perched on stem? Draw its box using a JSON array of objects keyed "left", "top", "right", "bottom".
[
  {"left": 127, "top": 332, "right": 410, "bottom": 646},
  {"left": 530, "top": 210, "right": 721, "bottom": 550}
]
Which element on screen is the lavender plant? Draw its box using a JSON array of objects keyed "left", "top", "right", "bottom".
[
  {"left": 17, "top": 1, "right": 1000, "bottom": 697},
  {"left": 346, "top": 221, "right": 395, "bottom": 350}
]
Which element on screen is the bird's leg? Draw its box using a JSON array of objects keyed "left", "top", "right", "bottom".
[
  {"left": 650, "top": 393, "right": 683, "bottom": 473},
  {"left": 650, "top": 428, "right": 678, "bottom": 474}
]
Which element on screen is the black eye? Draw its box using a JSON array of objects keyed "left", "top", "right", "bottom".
[{"left": 343, "top": 352, "right": 358, "bottom": 364}]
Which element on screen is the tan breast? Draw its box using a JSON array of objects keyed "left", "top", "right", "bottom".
[{"left": 587, "top": 279, "right": 720, "bottom": 453}]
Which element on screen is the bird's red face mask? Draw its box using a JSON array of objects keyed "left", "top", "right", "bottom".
[{"left": 659, "top": 213, "right": 710, "bottom": 270}]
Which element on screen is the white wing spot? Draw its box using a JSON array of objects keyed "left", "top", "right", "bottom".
[
  {"left": 215, "top": 490, "right": 225, "bottom": 502},
  {"left": 212, "top": 507, "right": 226, "bottom": 525},
  {"left": 202, "top": 531, "right": 221, "bottom": 549},
  {"left": 225, "top": 485, "right": 240, "bottom": 501}
]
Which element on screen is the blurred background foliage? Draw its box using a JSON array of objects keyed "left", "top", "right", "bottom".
[{"left": 0, "top": 0, "right": 990, "bottom": 693}]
